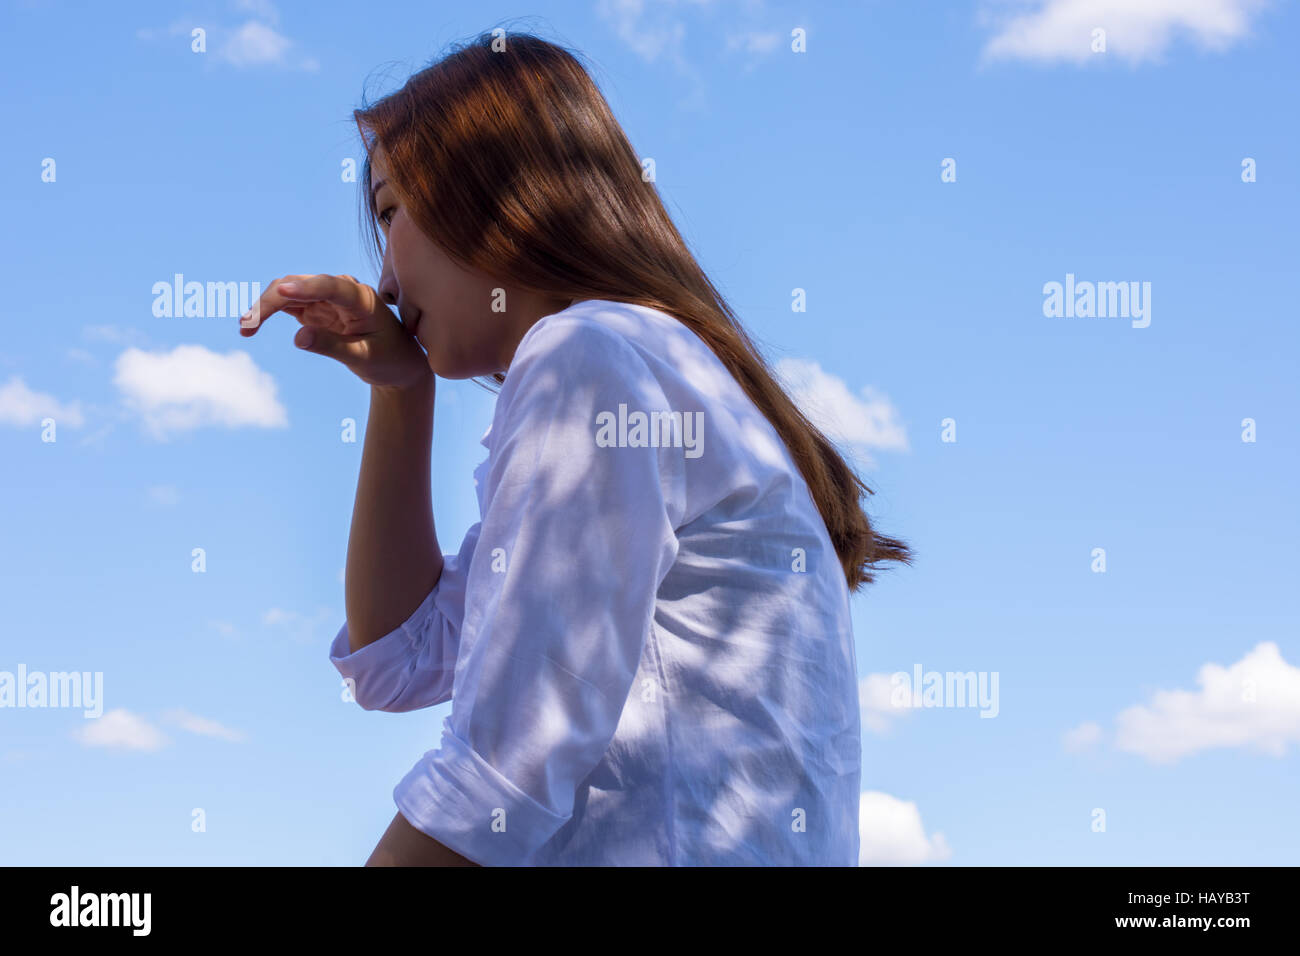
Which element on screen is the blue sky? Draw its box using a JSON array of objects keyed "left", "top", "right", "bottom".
[{"left": 2, "top": 0, "right": 1297, "bottom": 865}]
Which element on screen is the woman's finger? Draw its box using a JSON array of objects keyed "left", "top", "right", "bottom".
[
  {"left": 293, "top": 324, "right": 365, "bottom": 366},
  {"left": 293, "top": 301, "right": 343, "bottom": 330},
  {"left": 239, "top": 273, "right": 311, "bottom": 337},
  {"left": 270, "top": 300, "right": 339, "bottom": 332},
  {"left": 274, "top": 274, "right": 369, "bottom": 313},
  {"left": 283, "top": 274, "right": 388, "bottom": 334},
  {"left": 239, "top": 274, "right": 384, "bottom": 338}
]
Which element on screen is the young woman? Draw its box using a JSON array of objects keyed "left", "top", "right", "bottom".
[{"left": 239, "top": 30, "right": 910, "bottom": 866}]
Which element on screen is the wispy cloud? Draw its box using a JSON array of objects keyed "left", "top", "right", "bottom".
[
  {"left": 595, "top": 0, "right": 786, "bottom": 106},
  {"left": 73, "top": 707, "right": 246, "bottom": 749},
  {"left": 1062, "top": 720, "right": 1102, "bottom": 753},
  {"left": 217, "top": 20, "right": 315, "bottom": 70},
  {"left": 138, "top": 0, "right": 319, "bottom": 71},
  {"left": 859, "top": 791, "right": 952, "bottom": 865},
  {"left": 209, "top": 619, "right": 238, "bottom": 639},
  {"left": 0, "top": 376, "right": 84, "bottom": 428},
  {"left": 980, "top": 0, "right": 1273, "bottom": 65},
  {"left": 1113, "top": 641, "right": 1300, "bottom": 764},
  {"left": 112, "top": 345, "right": 288, "bottom": 439},
  {"left": 77, "top": 420, "right": 117, "bottom": 448},
  {"left": 596, "top": 0, "right": 693, "bottom": 66},
  {"left": 162, "top": 708, "right": 247, "bottom": 742},
  {"left": 263, "top": 606, "right": 337, "bottom": 644},
  {"left": 724, "top": 29, "right": 782, "bottom": 55},
  {"left": 74, "top": 709, "right": 169, "bottom": 751},
  {"left": 233, "top": 0, "right": 280, "bottom": 21},
  {"left": 82, "top": 324, "right": 147, "bottom": 346},
  {"left": 775, "top": 357, "right": 909, "bottom": 468}
]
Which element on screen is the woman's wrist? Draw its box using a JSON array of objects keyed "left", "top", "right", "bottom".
[{"left": 373, "top": 368, "right": 435, "bottom": 404}]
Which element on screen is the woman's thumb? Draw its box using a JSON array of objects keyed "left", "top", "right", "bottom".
[
  {"left": 294, "top": 326, "right": 368, "bottom": 377},
  {"left": 295, "top": 326, "right": 342, "bottom": 358}
]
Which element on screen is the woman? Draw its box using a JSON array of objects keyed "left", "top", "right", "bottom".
[{"left": 239, "top": 30, "right": 910, "bottom": 866}]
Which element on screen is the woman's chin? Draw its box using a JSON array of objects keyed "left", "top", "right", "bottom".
[{"left": 426, "top": 351, "right": 467, "bottom": 380}]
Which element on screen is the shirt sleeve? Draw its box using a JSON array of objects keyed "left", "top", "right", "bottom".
[
  {"left": 327, "top": 519, "right": 480, "bottom": 712},
  {"left": 391, "top": 317, "right": 686, "bottom": 865}
]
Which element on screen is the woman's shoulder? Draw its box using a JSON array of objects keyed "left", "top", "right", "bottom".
[
  {"left": 494, "top": 298, "right": 820, "bottom": 535},
  {"left": 500, "top": 299, "right": 688, "bottom": 403},
  {"left": 513, "top": 297, "right": 671, "bottom": 359},
  {"left": 507, "top": 297, "right": 794, "bottom": 471}
]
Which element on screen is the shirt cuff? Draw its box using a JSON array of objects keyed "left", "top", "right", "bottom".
[
  {"left": 328, "top": 584, "right": 441, "bottom": 710},
  {"left": 393, "top": 716, "right": 572, "bottom": 866}
]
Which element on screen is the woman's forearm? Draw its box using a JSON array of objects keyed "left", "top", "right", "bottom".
[
  {"left": 345, "top": 371, "right": 444, "bottom": 653},
  {"left": 366, "top": 811, "right": 481, "bottom": 866}
]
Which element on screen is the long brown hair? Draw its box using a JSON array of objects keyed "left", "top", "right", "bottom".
[{"left": 353, "top": 29, "right": 911, "bottom": 591}]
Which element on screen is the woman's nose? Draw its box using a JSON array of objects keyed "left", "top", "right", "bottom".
[{"left": 377, "top": 266, "right": 398, "bottom": 306}]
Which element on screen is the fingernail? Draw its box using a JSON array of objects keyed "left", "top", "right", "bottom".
[
  {"left": 296, "top": 329, "right": 314, "bottom": 349},
  {"left": 278, "top": 281, "right": 299, "bottom": 294}
]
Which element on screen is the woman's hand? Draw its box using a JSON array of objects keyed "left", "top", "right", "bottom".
[{"left": 239, "top": 273, "right": 431, "bottom": 390}]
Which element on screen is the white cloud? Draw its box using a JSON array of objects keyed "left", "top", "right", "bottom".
[
  {"left": 595, "top": 0, "right": 747, "bottom": 109},
  {"left": 859, "top": 791, "right": 952, "bottom": 865},
  {"left": 774, "top": 357, "right": 909, "bottom": 466},
  {"left": 218, "top": 20, "right": 288, "bottom": 66},
  {"left": 113, "top": 345, "right": 288, "bottom": 439},
  {"left": 140, "top": 1, "right": 317, "bottom": 71},
  {"left": 981, "top": 0, "right": 1273, "bottom": 65},
  {"left": 598, "top": 0, "right": 783, "bottom": 68},
  {"left": 1063, "top": 720, "right": 1102, "bottom": 753},
  {"left": 859, "top": 673, "right": 914, "bottom": 735},
  {"left": 1114, "top": 641, "right": 1300, "bottom": 764},
  {"left": 596, "top": 0, "right": 691, "bottom": 65},
  {"left": 162, "top": 708, "right": 246, "bottom": 742},
  {"left": 74, "top": 709, "right": 169, "bottom": 751},
  {"left": 217, "top": 19, "right": 317, "bottom": 70},
  {"left": 0, "top": 376, "right": 84, "bottom": 428}
]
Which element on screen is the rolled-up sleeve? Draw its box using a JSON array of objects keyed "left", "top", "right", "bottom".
[
  {"left": 392, "top": 318, "right": 685, "bottom": 865},
  {"left": 329, "top": 519, "right": 480, "bottom": 712}
]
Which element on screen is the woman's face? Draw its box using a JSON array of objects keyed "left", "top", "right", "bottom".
[{"left": 369, "top": 146, "right": 570, "bottom": 379}]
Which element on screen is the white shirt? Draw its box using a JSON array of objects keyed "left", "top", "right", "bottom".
[{"left": 329, "top": 298, "right": 861, "bottom": 865}]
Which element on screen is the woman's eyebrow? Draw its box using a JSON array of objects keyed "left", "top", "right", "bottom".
[{"left": 370, "top": 178, "right": 388, "bottom": 206}]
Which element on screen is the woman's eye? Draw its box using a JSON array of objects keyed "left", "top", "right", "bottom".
[{"left": 379, "top": 207, "right": 395, "bottom": 227}]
